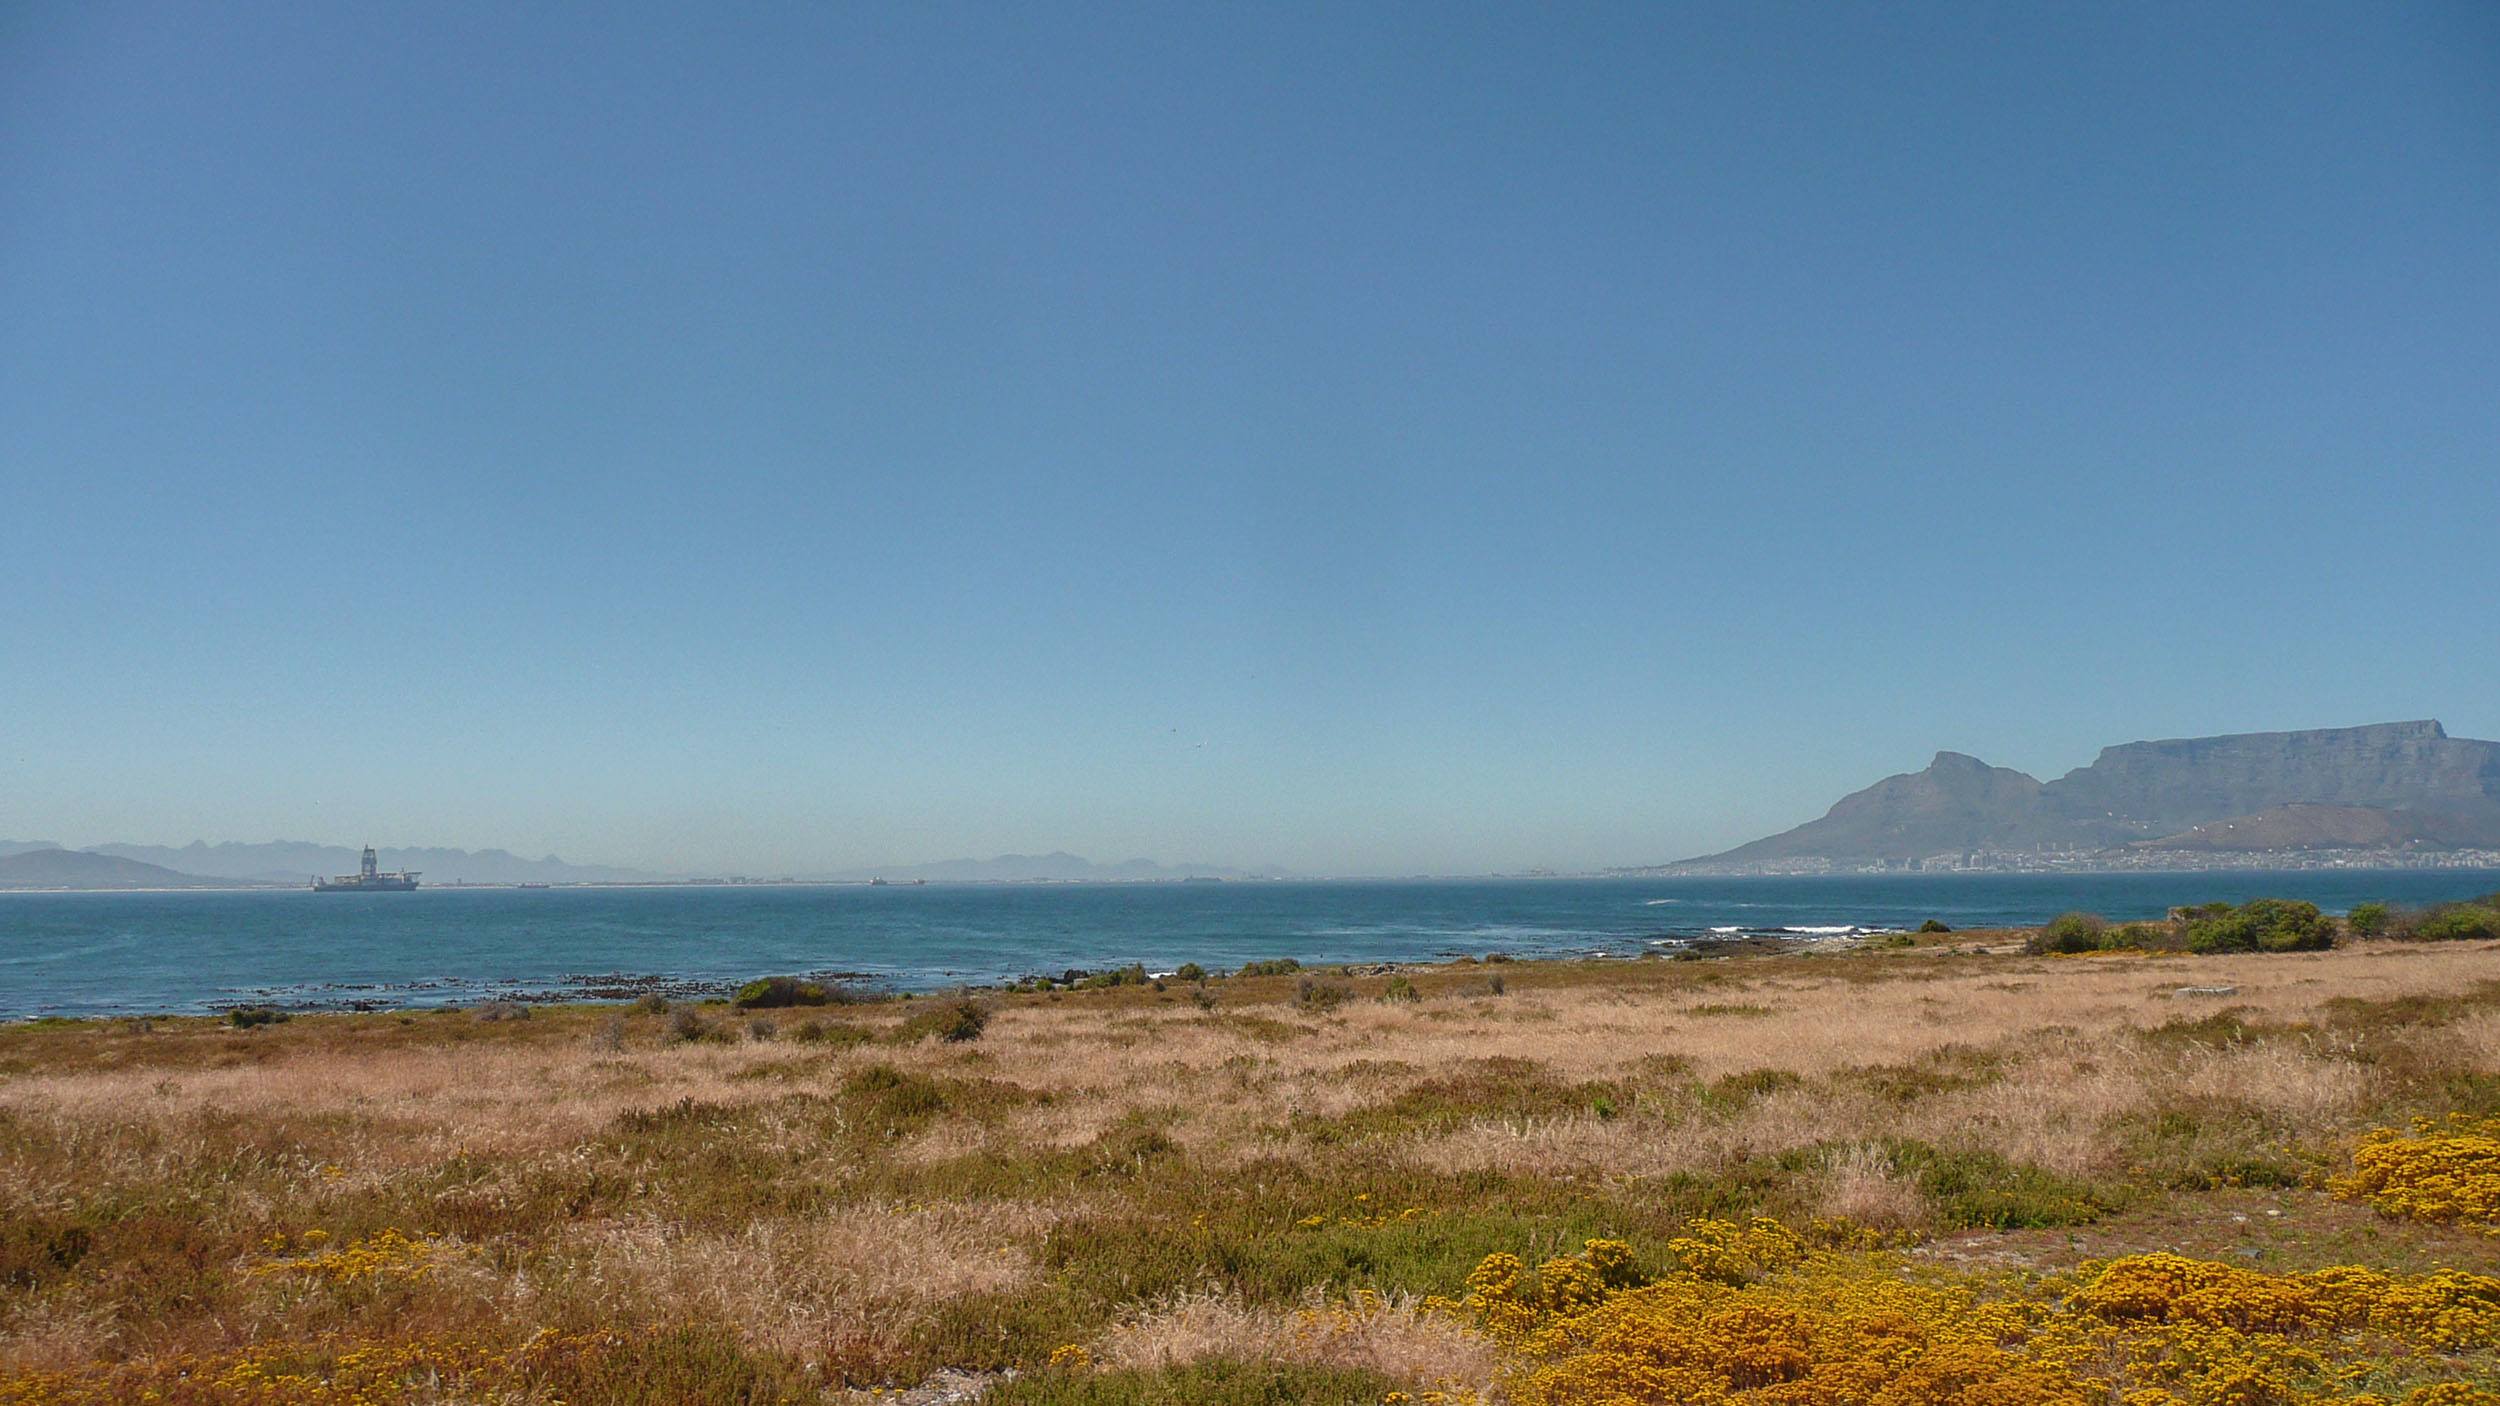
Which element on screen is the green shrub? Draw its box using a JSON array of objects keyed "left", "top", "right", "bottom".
[
  {"left": 896, "top": 999, "right": 988, "bottom": 1043},
  {"left": 1078, "top": 964, "right": 1151, "bottom": 990},
  {"left": 2182, "top": 898, "right": 2336, "bottom": 954},
  {"left": 732, "top": 976, "right": 835, "bottom": 1009},
  {"left": 788, "top": 1016, "right": 872, "bottom": 1046},
  {"left": 1703, "top": 1068, "right": 1804, "bottom": 1107},
  {"left": 1236, "top": 957, "right": 1302, "bottom": 978},
  {"left": 1294, "top": 976, "right": 1353, "bottom": 1012},
  {"left": 225, "top": 1006, "right": 289, "bottom": 1028},
  {"left": 2029, "top": 912, "right": 2106, "bottom": 955},
  {"left": 2102, "top": 922, "right": 2177, "bottom": 952},
  {"left": 837, "top": 1063, "right": 951, "bottom": 1128},
  {"left": 2345, "top": 901, "right": 2393, "bottom": 938},
  {"left": 1882, "top": 1139, "right": 2117, "bottom": 1229},
  {"left": 2403, "top": 902, "right": 2500, "bottom": 943},
  {"left": 1174, "top": 962, "right": 1207, "bottom": 983},
  {"left": 1918, "top": 919, "right": 1953, "bottom": 934},
  {"left": 1381, "top": 975, "right": 1420, "bottom": 1003}
]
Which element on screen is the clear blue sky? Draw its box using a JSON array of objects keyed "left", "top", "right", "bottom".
[{"left": 3, "top": 2, "right": 2496, "bottom": 876}]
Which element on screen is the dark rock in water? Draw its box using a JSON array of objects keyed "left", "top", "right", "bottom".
[{"left": 1674, "top": 934, "right": 1801, "bottom": 960}]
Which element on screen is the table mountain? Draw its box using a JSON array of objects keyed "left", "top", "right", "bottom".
[{"left": 1676, "top": 720, "right": 2500, "bottom": 868}]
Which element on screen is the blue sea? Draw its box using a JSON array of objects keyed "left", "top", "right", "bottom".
[{"left": 4, "top": 870, "right": 2496, "bottom": 1020}]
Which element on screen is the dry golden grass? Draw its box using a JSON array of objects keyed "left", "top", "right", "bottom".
[
  {"left": 3, "top": 935, "right": 2497, "bottom": 1402},
  {"left": 1813, "top": 1141, "right": 1931, "bottom": 1229},
  {"left": 1096, "top": 1290, "right": 1500, "bottom": 1391},
  {"left": 551, "top": 1200, "right": 1060, "bottom": 1355}
]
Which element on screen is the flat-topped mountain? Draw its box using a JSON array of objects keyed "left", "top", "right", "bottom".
[{"left": 1674, "top": 721, "right": 2500, "bottom": 870}]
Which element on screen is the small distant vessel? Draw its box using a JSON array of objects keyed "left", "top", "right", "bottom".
[{"left": 314, "top": 847, "right": 420, "bottom": 892}]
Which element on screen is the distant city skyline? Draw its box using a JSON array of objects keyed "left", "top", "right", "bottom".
[{"left": 5, "top": 3, "right": 2497, "bottom": 876}]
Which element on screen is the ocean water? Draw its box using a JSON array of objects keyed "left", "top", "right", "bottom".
[{"left": 3, "top": 870, "right": 2496, "bottom": 1020}]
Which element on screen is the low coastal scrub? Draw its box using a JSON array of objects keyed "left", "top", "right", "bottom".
[
  {"left": 2028, "top": 899, "right": 2337, "bottom": 956},
  {"left": 2181, "top": 898, "right": 2338, "bottom": 954},
  {"left": 731, "top": 975, "right": 836, "bottom": 1009},
  {"left": 5, "top": 920, "right": 2496, "bottom": 1403},
  {"left": 893, "top": 997, "right": 989, "bottom": 1043},
  {"left": 1296, "top": 976, "right": 1355, "bottom": 1012},
  {"left": 1450, "top": 1225, "right": 2500, "bottom": 1405},
  {"left": 2335, "top": 1115, "right": 2500, "bottom": 1234},
  {"left": 2337, "top": 892, "right": 2500, "bottom": 945},
  {"left": 2384, "top": 894, "right": 2500, "bottom": 944},
  {"left": 990, "top": 1360, "right": 1407, "bottom": 1405}
]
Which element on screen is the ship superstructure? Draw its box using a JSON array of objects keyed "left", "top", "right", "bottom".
[{"left": 313, "top": 846, "right": 420, "bottom": 892}]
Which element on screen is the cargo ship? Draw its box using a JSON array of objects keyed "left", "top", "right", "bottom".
[{"left": 313, "top": 847, "right": 420, "bottom": 892}]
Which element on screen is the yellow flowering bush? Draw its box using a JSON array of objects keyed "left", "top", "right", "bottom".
[
  {"left": 250, "top": 1228, "right": 465, "bottom": 1288},
  {"left": 2332, "top": 1116, "right": 2500, "bottom": 1233},
  {"left": 1665, "top": 1217, "right": 1810, "bottom": 1284},
  {"left": 2070, "top": 1253, "right": 2500, "bottom": 1348},
  {"left": 0, "top": 1334, "right": 510, "bottom": 1406},
  {"left": 1446, "top": 1224, "right": 2500, "bottom": 1406},
  {"left": 0, "top": 1326, "right": 814, "bottom": 1405}
]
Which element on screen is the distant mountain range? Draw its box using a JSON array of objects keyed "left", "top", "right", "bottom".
[
  {"left": 0, "top": 848, "right": 246, "bottom": 890},
  {"left": 0, "top": 840, "right": 662, "bottom": 886},
  {"left": 0, "top": 839, "right": 1255, "bottom": 888},
  {"left": 1664, "top": 720, "right": 2500, "bottom": 872},
  {"left": 107, "top": 841, "right": 665, "bottom": 885},
  {"left": 825, "top": 852, "right": 1262, "bottom": 883}
]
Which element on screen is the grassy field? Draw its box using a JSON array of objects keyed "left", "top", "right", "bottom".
[{"left": 4, "top": 928, "right": 2498, "bottom": 1403}]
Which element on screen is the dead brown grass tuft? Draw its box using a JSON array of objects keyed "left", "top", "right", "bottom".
[
  {"left": 1816, "top": 1141, "right": 1930, "bottom": 1229},
  {"left": 1095, "top": 1290, "right": 1500, "bottom": 1395}
]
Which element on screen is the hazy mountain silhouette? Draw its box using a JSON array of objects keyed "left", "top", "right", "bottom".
[
  {"left": 83, "top": 841, "right": 662, "bottom": 885},
  {"left": 1675, "top": 721, "right": 2500, "bottom": 867},
  {"left": 827, "top": 853, "right": 1260, "bottom": 882},
  {"left": 0, "top": 849, "right": 247, "bottom": 889}
]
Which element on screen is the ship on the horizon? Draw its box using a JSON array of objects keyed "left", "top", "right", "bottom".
[{"left": 313, "top": 847, "right": 420, "bottom": 892}]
